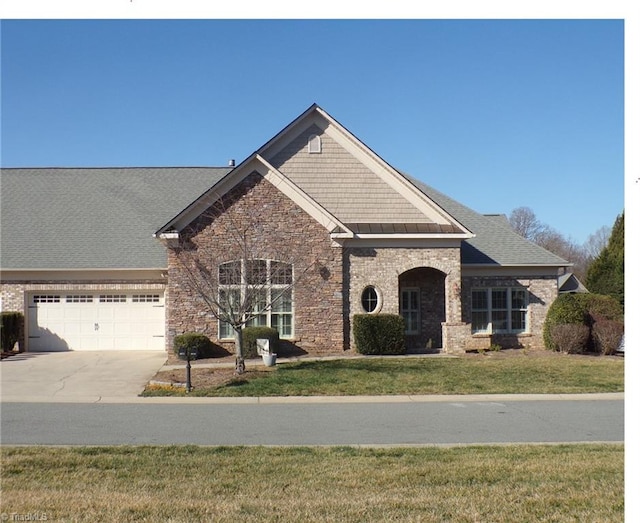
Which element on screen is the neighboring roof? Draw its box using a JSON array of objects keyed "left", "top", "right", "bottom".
[
  {"left": 405, "top": 175, "right": 570, "bottom": 267},
  {"left": 558, "top": 273, "right": 589, "bottom": 293},
  {"left": 1, "top": 167, "right": 231, "bottom": 269}
]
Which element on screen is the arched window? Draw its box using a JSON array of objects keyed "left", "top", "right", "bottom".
[{"left": 218, "top": 259, "right": 294, "bottom": 339}]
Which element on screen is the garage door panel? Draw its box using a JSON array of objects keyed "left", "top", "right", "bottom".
[{"left": 28, "top": 292, "right": 165, "bottom": 351}]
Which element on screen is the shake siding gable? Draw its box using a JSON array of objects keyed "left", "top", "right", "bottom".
[
  {"left": 266, "top": 124, "right": 430, "bottom": 224},
  {"left": 166, "top": 172, "right": 345, "bottom": 353}
]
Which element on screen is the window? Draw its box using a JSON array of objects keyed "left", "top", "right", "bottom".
[
  {"left": 132, "top": 294, "right": 160, "bottom": 303},
  {"left": 66, "top": 295, "right": 93, "bottom": 303},
  {"left": 99, "top": 295, "right": 127, "bottom": 303},
  {"left": 33, "top": 295, "right": 60, "bottom": 303},
  {"left": 471, "top": 287, "right": 529, "bottom": 334},
  {"left": 218, "top": 259, "right": 294, "bottom": 339},
  {"left": 308, "top": 134, "right": 322, "bottom": 153},
  {"left": 271, "top": 289, "right": 293, "bottom": 337},
  {"left": 400, "top": 288, "right": 420, "bottom": 334},
  {"left": 361, "top": 286, "right": 380, "bottom": 313}
]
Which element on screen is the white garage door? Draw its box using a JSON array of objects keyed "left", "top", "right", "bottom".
[{"left": 28, "top": 292, "right": 165, "bottom": 351}]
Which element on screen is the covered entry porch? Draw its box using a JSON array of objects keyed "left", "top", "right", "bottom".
[{"left": 398, "top": 267, "right": 448, "bottom": 350}]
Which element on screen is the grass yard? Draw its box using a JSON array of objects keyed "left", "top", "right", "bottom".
[
  {"left": 0, "top": 444, "right": 623, "bottom": 522},
  {"left": 143, "top": 351, "right": 624, "bottom": 397}
]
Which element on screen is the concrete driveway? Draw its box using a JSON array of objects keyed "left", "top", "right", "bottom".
[{"left": 0, "top": 351, "right": 167, "bottom": 403}]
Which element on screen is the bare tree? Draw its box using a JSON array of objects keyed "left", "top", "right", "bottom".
[
  {"left": 583, "top": 226, "right": 612, "bottom": 260},
  {"left": 168, "top": 196, "right": 318, "bottom": 375},
  {"left": 508, "top": 207, "right": 547, "bottom": 242},
  {"left": 507, "top": 206, "right": 609, "bottom": 282}
]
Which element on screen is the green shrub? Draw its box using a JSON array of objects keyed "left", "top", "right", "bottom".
[
  {"left": 550, "top": 324, "right": 590, "bottom": 354},
  {"left": 1, "top": 311, "right": 24, "bottom": 352},
  {"left": 353, "top": 314, "right": 405, "bottom": 355},
  {"left": 543, "top": 293, "right": 623, "bottom": 352},
  {"left": 173, "top": 333, "right": 215, "bottom": 360},
  {"left": 584, "top": 294, "right": 623, "bottom": 323},
  {"left": 543, "top": 294, "right": 587, "bottom": 351},
  {"left": 241, "top": 327, "right": 279, "bottom": 358}
]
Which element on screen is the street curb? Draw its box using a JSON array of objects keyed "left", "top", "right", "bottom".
[{"left": 1, "top": 392, "right": 624, "bottom": 404}]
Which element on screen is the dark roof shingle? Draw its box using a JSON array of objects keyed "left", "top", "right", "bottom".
[
  {"left": 404, "top": 174, "right": 569, "bottom": 266},
  {"left": 1, "top": 167, "right": 230, "bottom": 269}
]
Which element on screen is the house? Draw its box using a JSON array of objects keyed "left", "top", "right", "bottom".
[{"left": 0, "top": 104, "right": 570, "bottom": 355}]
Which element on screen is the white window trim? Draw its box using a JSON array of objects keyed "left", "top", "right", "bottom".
[
  {"left": 218, "top": 259, "right": 294, "bottom": 340},
  {"left": 360, "top": 285, "right": 383, "bottom": 314},
  {"left": 471, "top": 287, "right": 529, "bottom": 334}
]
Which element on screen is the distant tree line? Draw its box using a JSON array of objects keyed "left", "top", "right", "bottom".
[{"left": 508, "top": 207, "right": 624, "bottom": 308}]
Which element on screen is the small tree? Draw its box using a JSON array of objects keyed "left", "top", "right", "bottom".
[
  {"left": 166, "top": 188, "right": 318, "bottom": 374},
  {"left": 586, "top": 212, "right": 624, "bottom": 308}
]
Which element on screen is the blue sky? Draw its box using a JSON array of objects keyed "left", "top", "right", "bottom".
[{"left": 0, "top": 18, "right": 626, "bottom": 245}]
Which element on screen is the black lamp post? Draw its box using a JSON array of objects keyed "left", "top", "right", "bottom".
[{"left": 185, "top": 348, "right": 193, "bottom": 392}]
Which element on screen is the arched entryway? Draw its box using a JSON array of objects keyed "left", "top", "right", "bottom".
[{"left": 398, "top": 267, "right": 447, "bottom": 350}]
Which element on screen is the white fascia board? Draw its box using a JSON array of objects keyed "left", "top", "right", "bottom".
[
  {"left": 155, "top": 231, "right": 179, "bottom": 240},
  {"left": 256, "top": 155, "right": 354, "bottom": 237}
]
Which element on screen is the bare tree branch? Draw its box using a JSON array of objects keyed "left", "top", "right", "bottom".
[{"left": 168, "top": 190, "right": 319, "bottom": 374}]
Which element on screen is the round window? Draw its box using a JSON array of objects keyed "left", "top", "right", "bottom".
[{"left": 361, "top": 286, "right": 380, "bottom": 313}]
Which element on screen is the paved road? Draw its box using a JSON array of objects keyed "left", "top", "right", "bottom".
[{"left": 0, "top": 395, "right": 623, "bottom": 446}]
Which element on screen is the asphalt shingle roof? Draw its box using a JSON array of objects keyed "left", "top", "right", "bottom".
[
  {"left": 1, "top": 167, "right": 230, "bottom": 269},
  {"left": 1, "top": 166, "right": 568, "bottom": 271},
  {"left": 404, "top": 174, "right": 569, "bottom": 266}
]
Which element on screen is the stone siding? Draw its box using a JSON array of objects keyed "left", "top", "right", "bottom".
[{"left": 166, "top": 172, "right": 345, "bottom": 355}]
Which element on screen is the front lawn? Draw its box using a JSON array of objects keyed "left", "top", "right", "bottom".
[
  {"left": 0, "top": 444, "right": 624, "bottom": 522},
  {"left": 143, "top": 350, "right": 624, "bottom": 397}
]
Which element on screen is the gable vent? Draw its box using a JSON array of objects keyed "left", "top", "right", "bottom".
[{"left": 308, "top": 134, "right": 322, "bottom": 154}]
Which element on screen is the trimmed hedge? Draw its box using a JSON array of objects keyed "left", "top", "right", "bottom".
[
  {"left": 241, "top": 326, "right": 280, "bottom": 358},
  {"left": 173, "top": 333, "right": 216, "bottom": 360},
  {"left": 543, "top": 293, "right": 623, "bottom": 353},
  {"left": 1, "top": 311, "right": 23, "bottom": 352},
  {"left": 353, "top": 314, "right": 406, "bottom": 355}
]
